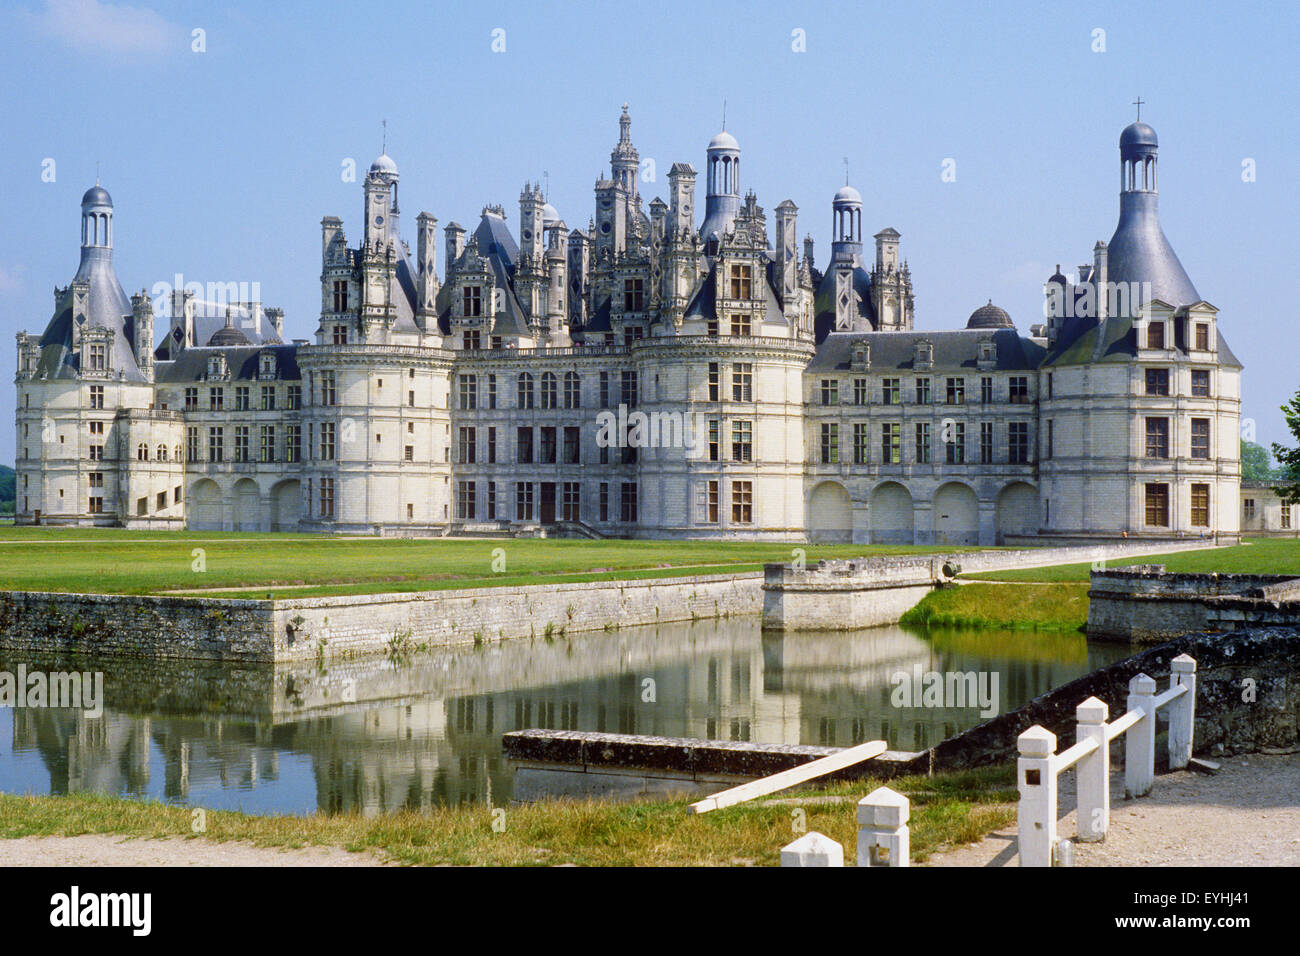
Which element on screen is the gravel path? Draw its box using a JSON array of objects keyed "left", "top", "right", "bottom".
[
  {"left": 0, "top": 835, "right": 390, "bottom": 867},
  {"left": 925, "top": 752, "right": 1300, "bottom": 867}
]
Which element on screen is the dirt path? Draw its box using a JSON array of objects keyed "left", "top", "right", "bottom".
[
  {"left": 0, "top": 834, "right": 390, "bottom": 867},
  {"left": 925, "top": 752, "right": 1300, "bottom": 867}
]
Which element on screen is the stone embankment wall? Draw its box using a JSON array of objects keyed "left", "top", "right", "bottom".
[
  {"left": 0, "top": 572, "right": 760, "bottom": 663},
  {"left": 1088, "top": 566, "right": 1300, "bottom": 642},
  {"left": 762, "top": 538, "right": 1224, "bottom": 631}
]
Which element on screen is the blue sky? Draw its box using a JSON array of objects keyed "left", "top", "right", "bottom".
[{"left": 2, "top": 0, "right": 1297, "bottom": 465}]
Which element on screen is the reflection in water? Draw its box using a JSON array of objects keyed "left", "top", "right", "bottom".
[{"left": 0, "top": 620, "right": 1132, "bottom": 815}]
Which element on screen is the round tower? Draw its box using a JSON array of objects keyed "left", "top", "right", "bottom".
[{"left": 699, "top": 129, "right": 740, "bottom": 250}]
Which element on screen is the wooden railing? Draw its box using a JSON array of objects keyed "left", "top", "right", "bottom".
[{"left": 1016, "top": 653, "right": 1197, "bottom": 867}]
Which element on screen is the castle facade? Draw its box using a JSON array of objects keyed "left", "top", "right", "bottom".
[{"left": 14, "top": 111, "right": 1241, "bottom": 543}]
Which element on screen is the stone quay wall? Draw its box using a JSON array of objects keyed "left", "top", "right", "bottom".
[
  {"left": 1088, "top": 566, "right": 1300, "bottom": 642},
  {"left": 0, "top": 572, "right": 761, "bottom": 663},
  {"left": 762, "top": 538, "right": 1224, "bottom": 631}
]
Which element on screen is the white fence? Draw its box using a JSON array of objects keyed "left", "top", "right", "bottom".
[
  {"left": 779, "top": 786, "right": 910, "bottom": 867},
  {"left": 1016, "top": 653, "right": 1197, "bottom": 867}
]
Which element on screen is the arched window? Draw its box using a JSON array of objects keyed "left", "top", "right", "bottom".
[
  {"left": 540, "top": 372, "right": 557, "bottom": 409},
  {"left": 563, "top": 371, "right": 581, "bottom": 409},
  {"left": 137, "top": 443, "right": 148, "bottom": 461},
  {"left": 517, "top": 372, "right": 534, "bottom": 409},
  {"left": 158, "top": 444, "right": 168, "bottom": 461},
  {"left": 175, "top": 444, "right": 183, "bottom": 462}
]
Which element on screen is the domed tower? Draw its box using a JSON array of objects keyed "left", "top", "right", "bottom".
[
  {"left": 1106, "top": 119, "right": 1199, "bottom": 312},
  {"left": 830, "top": 184, "right": 863, "bottom": 266},
  {"left": 610, "top": 104, "right": 640, "bottom": 203},
  {"left": 699, "top": 129, "right": 740, "bottom": 252}
]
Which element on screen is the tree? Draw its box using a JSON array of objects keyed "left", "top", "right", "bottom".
[
  {"left": 1241, "top": 440, "right": 1275, "bottom": 481},
  {"left": 1271, "top": 387, "right": 1300, "bottom": 504}
]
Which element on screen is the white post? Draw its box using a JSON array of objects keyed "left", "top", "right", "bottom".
[
  {"left": 1017, "top": 725, "right": 1057, "bottom": 867},
  {"left": 1169, "top": 654, "right": 1197, "bottom": 770},
  {"left": 857, "top": 786, "right": 910, "bottom": 867},
  {"left": 780, "top": 831, "right": 844, "bottom": 867},
  {"left": 1075, "top": 696, "right": 1109, "bottom": 843},
  {"left": 1126, "top": 673, "right": 1157, "bottom": 798}
]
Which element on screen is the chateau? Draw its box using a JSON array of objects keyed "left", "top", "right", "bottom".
[{"left": 13, "top": 111, "right": 1242, "bottom": 543}]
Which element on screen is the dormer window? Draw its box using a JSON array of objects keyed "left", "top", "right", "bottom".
[
  {"left": 1147, "top": 321, "right": 1165, "bottom": 349},
  {"left": 207, "top": 355, "right": 227, "bottom": 380},
  {"left": 915, "top": 340, "right": 933, "bottom": 369},
  {"left": 728, "top": 264, "right": 752, "bottom": 300},
  {"left": 463, "top": 285, "right": 483, "bottom": 317},
  {"left": 1195, "top": 322, "right": 1210, "bottom": 351},
  {"left": 259, "top": 351, "right": 277, "bottom": 379},
  {"left": 978, "top": 339, "right": 996, "bottom": 366},
  {"left": 87, "top": 343, "right": 107, "bottom": 372},
  {"left": 851, "top": 343, "right": 870, "bottom": 370},
  {"left": 332, "top": 280, "right": 348, "bottom": 313}
]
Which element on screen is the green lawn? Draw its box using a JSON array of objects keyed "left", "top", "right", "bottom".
[
  {"left": 0, "top": 765, "right": 1017, "bottom": 866},
  {"left": 965, "top": 537, "right": 1300, "bottom": 583},
  {"left": 0, "top": 527, "right": 981, "bottom": 598},
  {"left": 901, "top": 582, "right": 1091, "bottom": 632}
]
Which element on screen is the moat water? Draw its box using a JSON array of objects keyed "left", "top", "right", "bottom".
[{"left": 0, "top": 619, "right": 1133, "bottom": 815}]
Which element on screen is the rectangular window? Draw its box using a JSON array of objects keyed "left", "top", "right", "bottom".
[
  {"left": 563, "top": 373, "right": 581, "bottom": 409},
  {"left": 708, "top": 420, "right": 719, "bottom": 461},
  {"left": 209, "top": 387, "right": 224, "bottom": 411},
  {"left": 853, "top": 423, "right": 869, "bottom": 465},
  {"left": 235, "top": 386, "right": 249, "bottom": 410},
  {"left": 287, "top": 385, "right": 302, "bottom": 409},
  {"left": 286, "top": 424, "right": 301, "bottom": 463},
  {"left": 458, "top": 426, "right": 477, "bottom": 464},
  {"left": 457, "top": 481, "right": 476, "bottom": 521},
  {"left": 881, "top": 423, "right": 901, "bottom": 464},
  {"left": 540, "top": 427, "right": 557, "bottom": 464},
  {"left": 1147, "top": 321, "right": 1165, "bottom": 349},
  {"left": 88, "top": 343, "right": 106, "bottom": 371},
  {"left": 731, "top": 420, "right": 752, "bottom": 462},
  {"left": 1009, "top": 376, "right": 1029, "bottom": 404},
  {"left": 1145, "top": 368, "right": 1170, "bottom": 396},
  {"left": 517, "top": 374, "right": 534, "bottom": 409},
  {"left": 1145, "top": 417, "right": 1169, "bottom": 458},
  {"left": 404, "top": 445, "right": 413, "bottom": 462},
  {"left": 946, "top": 377, "right": 964, "bottom": 404},
  {"left": 729, "top": 264, "right": 753, "bottom": 300},
  {"left": 1282, "top": 503, "right": 1292, "bottom": 530},
  {"left": 208, "top": 427, "right": 224, "bottom": 462},
  {"left": 621, "top": 369, "right": 638, "bottom": 407},
  {"left": 1046, "top": 372, "right": 1053, "bottom": 399},
  {"left": 1243, "top": 499, "right": 1256, "bottom": 520},
  {"left": 982, "top": 376, "right": 995, "bottom": 403},
  {"left": 854, "top": 378, "right": 869, "bottom": 405},
  {"left": 820, "top": 379, "right": 838, "bottom": 406},
  {"left": 332, "top": 280, "right": 348, "bottom": 313},
  {"left": 945, "top": 422, "right": 966, "bottom": 464},
  {"left": 1145, "top": 483, "right": 1169, "bottom": 526},
  {"left": 562, "top": 482, "right": 581, "bottom": 522},
  {"left": 260, "top": 385, "right": 276, "bottom": 410},
  {"left": 319, "top": 478, "right": 335, "bottom": 518},
  {"left": 882, "top": 378, "right": 900, "bottom": 405},
  {"left": 516, "top": 427, "right": 533, "bottom": 464},
  {"left": 707, "top": 363, "right": 719, "bottom": 402},
  {"left": 563, "top": 426, "right": 580, "bottom": 464},
  {"left": 320, "top": 421, "right": 335, "bottom": 460},
  {"left": 89, "top": 386, "right": 105, "bottom": 410},
  {"left": 1191, "top": 418, "right": 1211, "bottom": 459},
  {"left": 915, "top": 422, "right": 931, "bottom": 463},
  {"left": 706, "top": 480, "right": 719, "bottom": 523},
  {"left": 1009, "top": 421, "right": 1029, "bottom": 464},
  {"left": 234, "top": 426, "right": 250, "bottom": 463},
  {"left": 706, "top": 319, "right": 718, "bottom": 337},
  {"left": 320, "top": 372, "right": 336, "bottom": 406},
  {"left": 732, "top": 363, "right": 752, "bottom": 402},
  {"left": 486, "top": 482, "right": 497, "bottom": 520},
  {"left": 620, "top": 482, "right": 638, "bottom": 522},
  {"left": 1195, "top": 323, "right": 1210, "bottom": 351},
  {"left": 88, "top": 496, "right": 103, "bottom": 514},
  {"left": 515, "top": 482, "right": 534, "bottom": 521},
  {"left": 463, "top": 285, "right": 482, "bottom": 317},
  {"left": 915, "top": 378, "right": 930, "bottom": 405},
  {"left": 1191, "top": 369, "right": 1210, "bottom": 397},
  {"left": 599, "top": 482, "right": 609, "bottom": 522},
  {"left": 820, "top": 423, "right": 839, "bottom": 464},
  {"left": 185, "top": 387, "right": 199, "bottom": 411},
  {"left": 1047, "top": 419, "right": 1054, "bottom": 459},
  {"left": 623, "top": 278, "right": 644, "bottom": 312},
  {"left": 599, "top": 371, "right": 611, "bottom": 407},
  {"left": 187, "top": 427, "right": 200, "bottom": 463},
  {"left": 730, "top": 480, "right": 752, "bottom": 524},
  {"left": 487, "top": 426, "right": 497, "bottom": 464},
  {"left": 487, "top": 374, "right": 497, "bottom": 409},
  {"left": 980, "top": 421, "right": 994, "bottom": 464},
  {"left": 729, "top": 314, "right": 751, "bottom": 337},
  {"left": 1190, "top": 483, "right": 1210, "bottom": 527},
  {"left": 458, "top": 374, "right": 477, "bottom": 409}
]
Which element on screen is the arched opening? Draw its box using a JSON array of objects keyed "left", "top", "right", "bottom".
[
  {"left": 870, "top": 481, "right": 914, "bottom": 544},
  {"left": 269, "top": 479, "right": 302, "bottom": 532},
  {"left": 933, "top": 482, "right": 979, "bottom": 545},
  {"left": 995, "top": 481, "right": 1040, "bottom": 544},
  {"left": 189, "top": 478, "right": 222, "bottom": 531},
  {"left": 808, "top": 481, "right": 852, "bottom": 543},
  {"left": 232, "top": 478, "right": 261, "bottom": 532}
]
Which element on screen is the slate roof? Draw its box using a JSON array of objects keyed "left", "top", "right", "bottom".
[
  {"left": 812, "top": 264, "right": 875, "bottom": 343},
  {"left": 36, "top": 248, "right": 144, "bottom": 382},
  {"left": 808, "top": 328, "right": 1045, "bottom": 372},
  {"left": 154, "top": 344, "right": 302, "bottom": 383}
]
